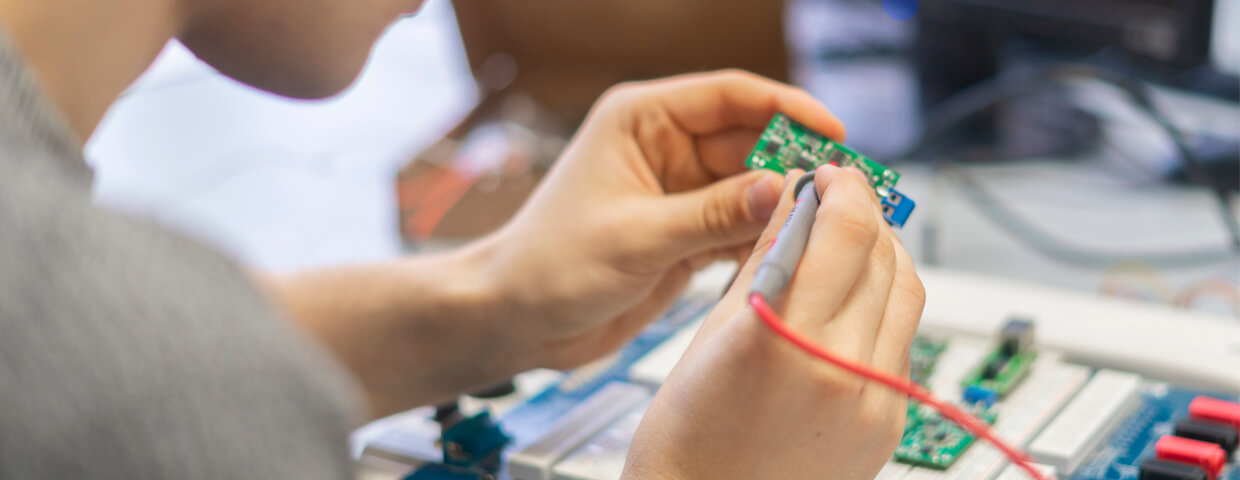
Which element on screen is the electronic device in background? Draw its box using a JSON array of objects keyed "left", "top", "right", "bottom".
[
  {"left": 913, "top": 0, "right": 1238, "bottom": 162},
  {"left": 916, "top": 0, "right": 1220, "bottom": 94},
  {"left": 901, "top": 1, "right": 1240, "bottom": 269}
]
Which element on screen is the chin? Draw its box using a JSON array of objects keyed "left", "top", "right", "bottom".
[
  {"left": 180, "top": 27, "right": 373, "bottom": 101},
  {"left": 195, "top": 51, "right": 368, "bottom": 100},
  {"left": 260, "top": 71, "right": 360, "bottom": 100}
]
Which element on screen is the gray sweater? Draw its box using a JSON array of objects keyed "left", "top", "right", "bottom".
[{"left": 0, "top": 32, "right": 360, "bottom": 478}]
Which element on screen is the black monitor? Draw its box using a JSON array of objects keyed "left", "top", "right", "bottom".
[{"left": 915, "top": 0, "right": 1218, "bottom": 108}]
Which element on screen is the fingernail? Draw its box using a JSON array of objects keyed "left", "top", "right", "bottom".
[
  {"left": 815, "top": 164, "right": 840, "bottom": 183},
  {"left": 746, "top": 173, "right": 782, "bottom": 221}
]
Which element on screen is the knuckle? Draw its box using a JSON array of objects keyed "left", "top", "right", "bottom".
[
  {"left": 854, "top": 392, "right": 907, "bottom": 449},
  {"left": 808, "top": 358, "right": 866, "bottom": 398},
  {"left": 822, "top": 376, "right": 866, "bottom": 403},
  {"left": 632, "top": 107, "right": 684, "bottom": 160},
  {"left": 871, "top": 233, "right": 898, "bottom": 272},
  {"left": 597, "top": 81, "right": 644, "bottom": 106},
  {"left": 828, "top": 206, "right": 880, "bottom": 252},
  {"left": 884, "top": 405, "right": 908, "bottom": 446},
  {"left": 898, "top": 270, "right": 928, "bottom": 307},
  {"left": 855, "top": 396, "right": 889, "bottom": 429},
  {"left": 699, "top": 194, "right": 736, "bottom": 239},
  {"left": 715, "top": 68, "right": 757, "bottom": 83}
]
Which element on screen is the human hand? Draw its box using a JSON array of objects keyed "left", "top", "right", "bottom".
[
  {"left": 621, "top": 165, "right": 926, "bottom": 479},
  {"left": 481, "top": 70, "right": 846, "bottom": 370}
]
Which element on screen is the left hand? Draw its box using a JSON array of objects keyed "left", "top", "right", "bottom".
[{"left": 482, "top": 70, "right": 846, "bottom": 369}]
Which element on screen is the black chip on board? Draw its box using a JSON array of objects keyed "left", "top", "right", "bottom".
[{"left": 827, "top": 149, "right": 848, "bottom": 165}]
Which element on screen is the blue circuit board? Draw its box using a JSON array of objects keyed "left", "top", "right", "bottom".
[
  {"left": 392, "top": 305, "right": 1240, "bottom": 480},
  {"left": 399, "top": 299, "right": 709, "bottom": 480},
  {"left": 1070, "top": 387, "right": 1240, "bottom": 480},
  {"left": 498, "top": 299, "right": 710, "bottom": 450}
]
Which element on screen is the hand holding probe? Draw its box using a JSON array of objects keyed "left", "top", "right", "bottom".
[{"left": 745, "top": 170, "right": 1049, "bottom": 480}]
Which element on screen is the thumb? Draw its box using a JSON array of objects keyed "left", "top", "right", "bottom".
[{"left": 644, "top": 170, "right": 785, "bottom": 264}]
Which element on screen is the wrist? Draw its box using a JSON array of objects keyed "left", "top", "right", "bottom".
[
  {"left": 263, "top": 236, "right": 546, "bottom": 418},
  {"left": 463, "top": 229, "right": 559, "bottom": 371},
  {"left": 412, "top": 235, "right": 548, "bottom": 380}
]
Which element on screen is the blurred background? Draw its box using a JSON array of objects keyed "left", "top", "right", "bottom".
[{"left": 87, "top": 0, "right": 1240, "bottom": 318}]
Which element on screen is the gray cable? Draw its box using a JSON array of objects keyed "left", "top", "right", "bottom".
[{"left": 751, "top": 173, "right": 820, "bottom": 298}]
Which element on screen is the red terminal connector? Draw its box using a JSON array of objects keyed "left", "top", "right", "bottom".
[
  {"left": 1155, "top": 435, "right": 1226, "bottom": 480},
  {"left": 1190, "top": 396, "right": 1240, "bottom": 432}
]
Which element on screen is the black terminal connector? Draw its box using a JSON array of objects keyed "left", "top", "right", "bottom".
[
  {"left": 1175, "top": 418, "right": 1239, "bottom": 456},
  {"left": 999, "top": 318, "right": 1035, "bottom": 357},
  {"left": 1139, "top": 457, "right": 1209, "bottom": 480},
  {"left": 982, "top": 359, "right": 1006, "bottom": 380},
  {"left": 433, "top": 402, "right": 464, "bottom": 429},
  {"left": 469, "top": 380, "right": 518, "bottom": 399}
]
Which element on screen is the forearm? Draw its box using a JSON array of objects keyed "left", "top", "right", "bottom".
[{"left": 256, "top": 238, "right": 542, "bottom": 420}]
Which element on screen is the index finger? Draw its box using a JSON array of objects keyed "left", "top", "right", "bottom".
[{"left": 638, "top": 70, "right": 847, "bottom": 141}]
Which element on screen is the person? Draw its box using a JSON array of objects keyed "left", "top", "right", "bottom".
[{"left": 0, "top": 0, "right": 925, "bottom": 478}]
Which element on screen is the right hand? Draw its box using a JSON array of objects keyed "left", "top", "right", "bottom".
[{"left": 623, "top": 164, "right": 926, "bottom": 479}]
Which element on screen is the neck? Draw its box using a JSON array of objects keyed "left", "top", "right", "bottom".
[{"left": 0, "top": 0, "right": 183, "bottom": 143}]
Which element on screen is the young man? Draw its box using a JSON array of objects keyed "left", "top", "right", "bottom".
[{"left": 0, "top": 0, "right": 924, "bottom": 478}]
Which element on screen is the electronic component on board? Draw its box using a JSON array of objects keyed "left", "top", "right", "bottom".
[
  {"left": 1175, "top": 418, "right": 1239, "bottom": 455},
  {"left": 963, "top": 385, "right": 999, "bottom": 409},
  {"left": 1155, "top": 436, "right": 1226, "bottom": 480},
  {"left": 908, "top": 336, "right": 948, "bottom": 386},
  {"left": 1140, "top": 457, "right": 1210, "bottom": 480},
  {"left": 961, "top": 318, "right": 1037, "bottom": 396},
  {"left": 882, "top": 189, "right": 916, "bottom": 228},
  {"left": 999, "top": 318, "right": 1035, "bottom": 356},
  {"left": 894, "top": 403, "right": 997, "bottom": 469}
]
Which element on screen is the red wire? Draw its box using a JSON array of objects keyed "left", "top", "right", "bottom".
[{"left": 747, "top": 293, "right": 1050, "bottom": 480}]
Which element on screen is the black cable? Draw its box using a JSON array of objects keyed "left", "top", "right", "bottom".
[
  {"left": 908, "top": 64, "right": 1240, "bottom": 266},
  {"left": 1117, "top": 76, "right": 1240, "bottom": 252},
  {"left": 943, "top": 164, "right": 1237, "bottom": 269}
]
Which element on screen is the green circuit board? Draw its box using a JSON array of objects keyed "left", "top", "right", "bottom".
[
  {"left": 910, "top": 336, "right": 948, "bottom": 386},
  {"left": 745, "top": 113, "right": 900, "bottom": 198},
  {"left": 960, "top": 349, "right": 1037, "bottom": 397},
  {"left": 895, "top": 404, "right": 999, "bottom": 469}
]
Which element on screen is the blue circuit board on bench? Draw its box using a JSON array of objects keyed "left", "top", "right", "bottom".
[
  {"left": 386, "top": 301, "right": 1240, "bottom": 480},
  {"left": 498, "top": 299, "right": 709, "bottom": 450},
  {"left": 1070, "top": 387, "right": 1240, "bottom": 480}
]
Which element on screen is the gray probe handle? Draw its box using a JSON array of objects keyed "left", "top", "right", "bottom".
[{"left": 750, "top": 173, "right": 819, "bottom": 298}]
